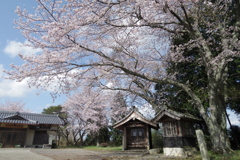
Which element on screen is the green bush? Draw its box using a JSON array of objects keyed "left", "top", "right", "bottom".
[{"left": 151, "top": 129, "right": 163, "bottom": 149}]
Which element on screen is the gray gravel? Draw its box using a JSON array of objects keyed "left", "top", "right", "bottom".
[
  {"left": 31, "top": 148, "right": 102, "bottom": 160},
  {"left": 31, "top": 148, "right": 179, "bottom": 160},
  {"left": 0, "top": 148, "right": 53, "bottom": 160},
  {"left": 0, "top": 148, "right": 183, "bottom": 160}
]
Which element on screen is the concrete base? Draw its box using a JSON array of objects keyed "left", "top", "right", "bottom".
[
  {"left": 149, "top": 148, "right": 161, "bottom": 154},
  {"left": 163, "top": 147, "right": 185, "bottom": 157}
]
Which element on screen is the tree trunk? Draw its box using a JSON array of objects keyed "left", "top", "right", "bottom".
[
  {"left": 57, "top": 133, "right": 61, "bottom": 147},
  {"left": 204, "top": 84, "right": 231, "bottom": 153},
  {"left": 201, "top": 69, "right": 232, "bottom": 153},
  {"left": 206, "top": 117, "right": 231, "bottom": 153},
  {"left": 175, "top": 78, "right": 232, "bottom": 153}
]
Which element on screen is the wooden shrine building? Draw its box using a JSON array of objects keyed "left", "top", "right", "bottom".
[
  {"left": 152, "top": 108, "right": 201, "bottom": 156},
  {"left": 113, "top": 107, "right": 159, "bottom": 150},
  {"left": 0, "top": 111, "right": 64, "bottom": 148}
]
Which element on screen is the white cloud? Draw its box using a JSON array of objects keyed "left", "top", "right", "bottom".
[
  {"left": 4, "top": 40, "right": 42, "bottom": 58},
  {"left": 0, "top": 78, "right": 34, "bottom": 98},
  {"left": 0, "top": 75, "right": 63, "bottom": 98},
  {"left": 0, "top": 65, "right": 68, "bottom": 98},
  {"left": 0, "top": 65, "right": 34, "bottom": 97}
]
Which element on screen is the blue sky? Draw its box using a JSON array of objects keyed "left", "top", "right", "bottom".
[
  {"left": 0, "top": 0, "right": 66, "bottom": 113},
  {"left": 0, "top": 0, "right": 239, "bottom": 126}
]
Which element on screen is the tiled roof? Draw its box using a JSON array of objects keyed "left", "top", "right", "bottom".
[{"left": 0, "top": 111, "right": 64, "bottom": 125}]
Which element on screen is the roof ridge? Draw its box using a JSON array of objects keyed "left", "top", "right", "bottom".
[
  {"left": 0, "top": 111, "right": 58, "bottom": 117},
  {"left": 113, "top": 107, "right": 159, "bottom": 129},
  {"left": 152, "top": 107, "right": 201, "bottom": 122}
]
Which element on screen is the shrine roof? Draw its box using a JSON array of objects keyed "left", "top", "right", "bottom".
[
  {"left": 112, "top": 107, "right": 159, "bottom": 130},
  {"left": 152, "top": 108, "right": 201, "bottom": 123}
]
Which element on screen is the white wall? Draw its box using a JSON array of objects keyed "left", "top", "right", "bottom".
[{"left": 26, "top": 129, "right": 35, "bottom": 146}]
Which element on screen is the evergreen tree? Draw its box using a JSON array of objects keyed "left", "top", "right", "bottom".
[
  {"left": 42, "top": 105, "right": 68, "bottom": 146},
  {"left": 42, "top": 105, "right": 63, "bottom": 114},
  {"left": 98, "top": 127, "right": 110, "bottom": 144}
]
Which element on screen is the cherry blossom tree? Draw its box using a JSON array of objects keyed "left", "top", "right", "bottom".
[
  {"left": 0, "top": 100, "right": 31, "bottom": 112},
  {"left": 63, "top": 88, "right": 128, "bottom": 145},
  {"left": 4, "top": 0, "right": 240, "bottom": 153},
  {"left": 63, "top": 88, "right": 127, "bottom": 131}
]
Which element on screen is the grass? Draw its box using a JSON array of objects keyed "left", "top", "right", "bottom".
[
  {"left": 59, "top": 145, "right": 84, "bottom": 149},
  {"left": 208, "top": 150, "right": 240, "bottom": 160},
  {"left": 83, "top": 146, "right": 122, "bottom": 151},
  {"left": 59, "top": 145, "right": 122, "bottom": 151},
  {"left": 187, "top": 150, "right": 240, "bottom": 160}
]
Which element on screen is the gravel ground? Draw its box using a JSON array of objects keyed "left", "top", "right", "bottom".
[
  {"left": 0, "top": 148, "right": 185, "bottom": 160},
  {"left": 0, "top": 148, "right": 53, "bottom": 160},
  {"left": 30, "top": 148, "right": 181, "bottom": 160},
  {"left": 31, "top": 148, "right": 102, "bottom": 160}
]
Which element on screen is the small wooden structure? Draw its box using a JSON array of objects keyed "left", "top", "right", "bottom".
[
  {"left": 113, "top": 108, "right": 158, "bottom": 150},
  {"left": 152, "top": 108, "right": 200, "bottom": 157}
]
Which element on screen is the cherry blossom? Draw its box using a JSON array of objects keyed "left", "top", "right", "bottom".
[{"left": 4, "top": 0, "right": 240, "bottom": 153}]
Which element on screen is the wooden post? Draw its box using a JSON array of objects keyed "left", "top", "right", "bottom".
[
  {"left": 24, "top": 127, "right": 29, "bottom": 148},
  {"left": 146, "top": 125, "right": 150, "bottom": 150},
  {"left": 122, "top": 127, "right": 127, "bottom": 150},
  {"left": 196, "top": 129, "right": 210, "bottom": 160},
  {"left": 148, "top": 125, "right": 152, "bottom": 149}
]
